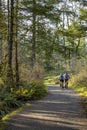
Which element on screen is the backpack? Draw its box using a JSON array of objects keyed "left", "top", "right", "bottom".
[
  {"left": 65, "top": 73, "right": 69, "bottom": 79},
  {"left": 60, "top": 74, "right": 64, "bottom": 80}
]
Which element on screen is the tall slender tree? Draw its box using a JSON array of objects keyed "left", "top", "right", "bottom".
[
  {"left": 0, "top": 0, "right": 2, "bottom": 63},
  {"left": 14, "top": 0, "right": 19, "bottom": 87},
  {"left": 7, "top": 0, "right": 14, "bottom": 88},
  {"left": 31, "top": 0, "right": 36, "bottom": 67}
]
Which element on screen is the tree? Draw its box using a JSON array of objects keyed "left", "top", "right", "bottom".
[
  {"left": 0, "top": 0, "right": 2, "bottom": 63},
  {"left": 14, "top": 0, "right": 19, "bottom": 87},
  {"left": 7, "top": 0, "right": 14, "bottom": 88},
  {"left": 31, "top": 0, "right": 36, "bottom": 67}
]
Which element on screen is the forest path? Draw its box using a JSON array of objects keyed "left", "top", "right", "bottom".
[{"left": 4, "top": 85, "right": 87, "bottom": 130}]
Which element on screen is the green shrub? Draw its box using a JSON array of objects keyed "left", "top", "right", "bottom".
[
  {"left": 70, "top": 69, "right": 87, "bottom": 114},
  {"left": 16, "top": 82, "right": 48, "bottom": 100},
  {"left": 0, "top": 89, "right": 21, "bottom": 118},
  {"left": 15, "top": 85, "right": 31, "bottom": 101},
  {"left": 3, "top": 94, "right": 21, "bottom": 108},
  {"left": 0, "top": 81, "right": 48, "bottom": 121},
  {"left": 29, "top": 82, "right": 48, "bottom": 99},
  {"left": 0, "top": 102, "right": 6, "bottom": 119}
]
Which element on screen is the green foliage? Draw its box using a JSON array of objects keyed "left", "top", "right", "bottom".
[
  {"left": 70, "top": 66, "right": 87, "bottom": 113},
  {"left": 3, "top": 94, "right": 21, "bottom": 108},
  {"left": 16, "top": 85, "right": 31, "bottom": 101},
  {"left": 79, "top": 8, "right": 87, "bottom": 21},
  {"left": 16, "top": 82, "right": 48, "bottom": 100},
  {"left": 0, "top": 80, "right": 48, "bottom": 127},
  {"left": 70, "top": 68, "right": 87, "bottom": 92},
  {"left": 0, "top": 81, "right": 48, "bottom": 120},
  {"left": 0, "top": 102, "right": 6, "bottom": 118},
  {"left": 0, "top": 77, "right": 4, "bottom": 86},
  {"left": 29, "top": 82, "right": 48, "bottom": 99},
  {"left": 44, "top": 71, "right": 60, "bottom": 85},
  {"left": 0, "top": 89, "right": 21, "bottom": 118},
  {"left": 1, "top": 0, "right": 87, "bottom": 122}
]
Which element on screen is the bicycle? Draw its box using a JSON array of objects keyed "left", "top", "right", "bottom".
[
  {"left": 60, "top": 81, "right": 64, "bottom": 88},
  {"left": 65, "top": 80, "right": 68, "bottom": 88}
]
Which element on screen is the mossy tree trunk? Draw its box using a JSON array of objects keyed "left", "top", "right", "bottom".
[
  {"left": 7, "top": 0, "right": 14, "bottom": 89},
  {"left": 31, "top": 0, "right": 36, "bottom": 67},
  {"left": 15, "top": 0, "right": 19, "bottom": 87}
]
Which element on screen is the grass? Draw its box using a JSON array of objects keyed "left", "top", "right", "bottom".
[
  {"left": 2, "top": 103, "right": 30, "bottom": 121},
  {"left": 72, "top": 85, "right": 87, "bottom": 116},
  {"left": 70, "top": 72, "right": 87, "bottom": 115},
  {"left": 2, "top": 108, "right": 22, "bottom": 121},
  {"left": 44, "top": 74, "right": 59, "bottom": 85}
]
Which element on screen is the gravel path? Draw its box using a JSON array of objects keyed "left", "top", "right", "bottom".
[{"left": 4, "top": 85, "right": 87, "bottom": 130}]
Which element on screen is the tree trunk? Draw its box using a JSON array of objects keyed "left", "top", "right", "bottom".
[
  {"left": 15, "top": 0, "right": 19, "bottom": 87},
  {"left": 0, "top": 0, "right": 2, "bottom": 63},
  {"left": 31, "top": 0, "right": 36, "bottom": 67},
  {"left": 0, "top": 35, "right": 2, "bottom": 63},
  {"left": 7, "top": 0, "right": 14, "bottom": 88},
  {"left": 76, "top": 38, "right": 80, "bottom": 56}
]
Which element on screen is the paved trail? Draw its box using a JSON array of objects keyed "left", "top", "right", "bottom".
[{"left": 4, "top": 85, "right": 87, "bottom": 130}]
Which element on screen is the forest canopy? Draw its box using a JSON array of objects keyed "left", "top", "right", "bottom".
[{"left": 0, "top": 0, "right": 87, "bottom": 87}]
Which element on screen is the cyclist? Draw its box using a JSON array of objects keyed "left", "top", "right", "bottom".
[
  {"left": 64, "top": 72, "right": 70, "bottom": 88},
  {"left": 59, "top": 73, "right": 64, "bottom": 88}
]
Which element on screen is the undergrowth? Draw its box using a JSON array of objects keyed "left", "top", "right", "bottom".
[
  {"left": 70, "top": 69, "right": 87, "bottom": 115},
  {"left": 0, "top": 81, "right": 48, "bottom": 122}
]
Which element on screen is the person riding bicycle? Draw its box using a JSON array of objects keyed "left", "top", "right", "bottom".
[
  {"left": 64, "top": 72, "right": 70, "bottom": 88},
  {"left": 59, "top": 73, "right": 64, "bottom": 88}
]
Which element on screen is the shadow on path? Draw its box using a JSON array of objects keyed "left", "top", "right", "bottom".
[{"left": 4, "top": 85, "right": 87, "bottom": 130}]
